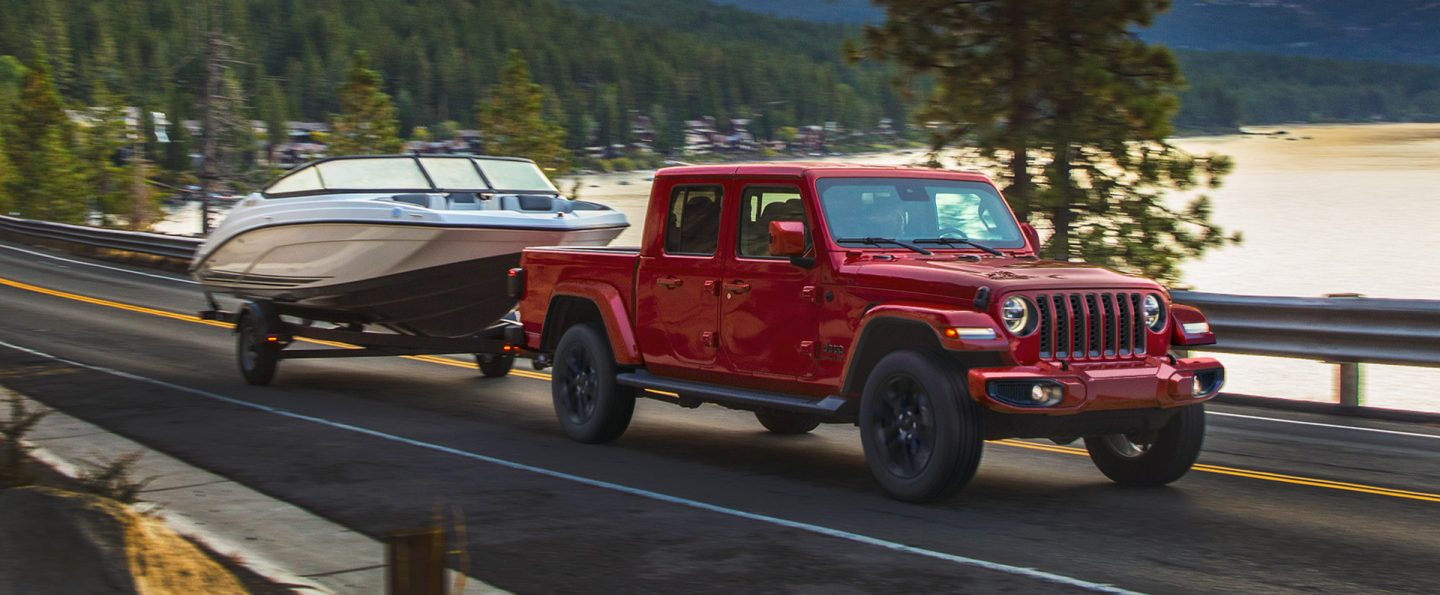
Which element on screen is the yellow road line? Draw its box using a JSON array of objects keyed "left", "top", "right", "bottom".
[
  {"left": 997, "top": 439, "right": 1440, "bottom": 504},
  {"left": 4, "top": 274, "right": 1437, "bottom": 505}
]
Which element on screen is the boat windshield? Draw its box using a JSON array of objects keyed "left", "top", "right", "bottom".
[
  {"left": 816, "top": 177, "right": 1026, "bottom": 250},
  {"left": 263, "top": 156, "right": 557, "bottom": 196}
]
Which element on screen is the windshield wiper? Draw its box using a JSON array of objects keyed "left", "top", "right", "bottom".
[
  {"left": 912, "top": 236, "right": 1004, "bottom": 257},
  {"left": 835, "top": 237, "right": 932, "bottom": 256}
]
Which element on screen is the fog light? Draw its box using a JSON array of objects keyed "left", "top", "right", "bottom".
[{"left": 1030, "top": 383, "right": 1064, "bottom": 406}]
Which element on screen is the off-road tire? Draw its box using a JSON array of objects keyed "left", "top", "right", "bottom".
[
  {"left": 754, "top": 409, "right": 822, "bottom": 435},
  {"left": 551, "top": 324, "right": 635, "bottom": 443},
  {"left": 1084, "top": 403, "right": 1206, "bottom": 486},
  {"left": 859, "top": 350, "right": 983, "bottom": 503}
]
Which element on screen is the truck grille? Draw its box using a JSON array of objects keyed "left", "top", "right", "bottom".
[{"left": 1034, "top": 292, "right": 1149, "bottom": 361}]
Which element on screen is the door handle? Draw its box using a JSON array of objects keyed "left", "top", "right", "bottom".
[
  {"left": 657, "top": 276, "right": 684, "bottom": 289},
  {"left": 724, "top": 280, "right": 751, "bottom": 295}
]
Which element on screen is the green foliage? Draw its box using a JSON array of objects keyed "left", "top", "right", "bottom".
[
  {"left": 863, "top": 0, "right": 1238, "bottom": 282},
  {"left": 4, "top": 47, "right": 89, "bottom": 223},
  {"left": 1, "top": 393, "right": 51, "bottom": 489},
  {"left": 1174, "top": 51, "right": 1440, "bottom": 128},
  {"left": 476, "top": 50, "right": 570, "bottom": 172},
  {"left": 328, "top": 51, "right": 402, "bottom": 156},
  {"left": 0, "top": 55, "right": 25, "bottom": 111}
]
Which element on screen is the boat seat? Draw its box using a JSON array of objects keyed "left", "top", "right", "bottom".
[
  {"left": 500, "top": 194, "right": 573, "bottom": 213},
  {"left": 446, "top": 192, "right": 483, "bottom": 210}
]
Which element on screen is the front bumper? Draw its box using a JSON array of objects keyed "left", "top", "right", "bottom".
[{"left": 968, "top": 356, "right": 1224, "bottom": 415}]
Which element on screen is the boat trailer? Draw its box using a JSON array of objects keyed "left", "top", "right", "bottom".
[{"left": 200, "top": 299, "right": 526, "bottom": 385}]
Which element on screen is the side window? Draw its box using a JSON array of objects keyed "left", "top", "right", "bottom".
[
  {"left": 664, "top": 185, "right": 722, "bottom": 256},
  {"left": 738, "top": 186, "right": 806, "bottom": 258}
]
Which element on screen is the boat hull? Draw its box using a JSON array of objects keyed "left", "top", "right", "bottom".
[{"left": 194, "top": 221, "right": 624, "bottom": 337}]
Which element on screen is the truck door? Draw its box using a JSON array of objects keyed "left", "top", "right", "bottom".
[
  {"left": 636, "top": 184, "right": 725, "bottom": 369},
  {"left": 720, "top": 184, "right": 821, "bottom": 379}
]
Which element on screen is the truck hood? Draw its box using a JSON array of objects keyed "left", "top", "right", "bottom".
[{"left": 845, "top": 255, "right": 1163, "bottom": 297}]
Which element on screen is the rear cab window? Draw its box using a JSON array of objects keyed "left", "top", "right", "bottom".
[{"left": 664, "top": 185, "right": 723, "bottom": 256}]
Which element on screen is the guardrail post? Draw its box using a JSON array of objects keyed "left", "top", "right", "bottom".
[
  {"left": 1323, "top": 293, "right": 1364, "bottom": 407},
  {"left": 1336, "top": 362, "right": 1362, "bottom": 407},
  {"left": 387, "top": 526, "right": 446, "bottom": 595}
]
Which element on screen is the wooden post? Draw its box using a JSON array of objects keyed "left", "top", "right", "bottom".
[{"left": 387, "top": 527, "right": 446, "bottom": 595}]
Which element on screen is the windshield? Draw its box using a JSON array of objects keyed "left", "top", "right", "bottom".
[
  {"left": 816, "top": 177, "right": 1025, "bottom": 249},
  {"left": 263, "top": 156, "right": 557, "bottom": 196}
]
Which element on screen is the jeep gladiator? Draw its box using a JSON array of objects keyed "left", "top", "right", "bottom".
[{"left": 513, "top": 163, "right": 1224, "bottom": 502}]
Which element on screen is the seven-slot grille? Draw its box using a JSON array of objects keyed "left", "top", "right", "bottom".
[{"left": 1033, "top": 292, "right": 1150, "bottom": 361}]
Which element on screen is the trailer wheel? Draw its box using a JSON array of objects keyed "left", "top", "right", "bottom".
[
  {"left": 754, "top": 409, "right": 821, "bottom": 435},
  {"left": 859, "top": 350, "right": 983, "bottom": 503},
  {"left": 1084, "top": 403, "right": 1205, "bottom": 486},
  {"left": 475, "top": 353, "right": 516, "bottom": 378},
  {"left": 551, "top": 323, "right": 634, "bottom": 443},
  {"left": 236, "top": 312, "right": 280, "bottom": 386}
]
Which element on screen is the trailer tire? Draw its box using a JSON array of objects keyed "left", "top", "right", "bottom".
[
  {"left": 475, "top": 353, "right": 515, "bottom": 378},
  {"left": 552, "top": 323, "right": 634, "bottom": 443},
  {"left": 1084, "top": 403, "right": 1205, "bottom": 486},
  {"left": 236, "top": 312, "right": 279, "bottom": 386}
]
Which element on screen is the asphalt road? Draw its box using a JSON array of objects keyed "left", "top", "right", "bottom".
[{"left": 1, "top": 239, "right": 1437, "bottom": 594}]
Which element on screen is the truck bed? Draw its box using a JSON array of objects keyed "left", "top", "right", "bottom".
[{"left": 517, "top": 245, "right": 641, "bottom": 353}]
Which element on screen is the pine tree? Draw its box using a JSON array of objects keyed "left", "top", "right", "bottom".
[
  {"left": 328, "top": 51, "right": 402, "bottom": 156},
  {"left": 79, "top": 82, "right": 128, "bottom": 225},
  {"left": 4, "top": 44, "right": 88, "bottom": 223},
  {"left": 475, "top": 50, "right": 570, "bottom": 173},
  {"left": 862, "top": 0, "right": 1237, "bottom": 281}
]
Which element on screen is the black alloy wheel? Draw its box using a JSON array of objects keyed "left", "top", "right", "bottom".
[
  {"left": 859, "top": 350, "right": 983, "bottom": 502},
  {"left": 1084, "top": 403, "right": 1206, "bottom": 486},
  {"left": 551, "top": 324, "right": 634, "bottom": 443}
]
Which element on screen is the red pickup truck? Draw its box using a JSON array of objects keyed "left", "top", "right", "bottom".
[{"left": 513, "top": 163, "right": 1223, "bottom": 502}]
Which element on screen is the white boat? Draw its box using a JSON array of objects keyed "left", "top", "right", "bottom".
[{"left": 191, "top": 155, "right": 628, "bottom": 337}]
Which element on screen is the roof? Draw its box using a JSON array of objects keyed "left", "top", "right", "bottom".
[{"left": 654, "top": 161, "right": 994, "bottom": 182}]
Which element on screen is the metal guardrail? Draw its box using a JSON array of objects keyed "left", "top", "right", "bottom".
[
  {"left": 0, "top": 215, "right": 201, "bottom": 260},
  {"left": 1172, "top": 291, "right": 1440, "bottom": 406},
  {"left": 1, "top": 214, "right": 1434, "bottom": 409}
]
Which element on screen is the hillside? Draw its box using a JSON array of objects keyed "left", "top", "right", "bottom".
[{"left": 714, "top": 0, "right": 1440, "bottom": 66}]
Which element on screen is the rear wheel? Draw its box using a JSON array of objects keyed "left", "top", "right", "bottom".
[
  {"left": 1084, "top": 404, "right": 1206, "bottom": 486},
  {"left": 551, "top": 324, "right": 635, "bottom": 444},
  {"left": 754, "top": 409, "right": 821, "bottom": 435},
  {"left": 475, "top": 353, "right": 515, "bottom": 378},
  {"left": 859, "top": 350, "right": 983, "bottom": 503},
  {"left": 236, "top": 313, "right": 279, "bottom": 386}
]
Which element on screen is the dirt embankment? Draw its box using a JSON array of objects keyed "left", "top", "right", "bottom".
[{"left": 0, "top": 486, "right": 248, "bottom": 595}]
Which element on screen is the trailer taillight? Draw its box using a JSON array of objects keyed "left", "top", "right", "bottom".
[{"left": 506, "top": 268, "right": 526, "bottom": 299}]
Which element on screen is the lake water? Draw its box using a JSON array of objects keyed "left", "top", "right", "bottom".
[{"left": 159, "top": 123, "right": 1440, "bottom": 412}]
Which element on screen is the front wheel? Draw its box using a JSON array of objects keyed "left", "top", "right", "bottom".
[
  {"left": 236, "top": 313, "right": 279, "bottom": 386},
  {"left": 859, "top": 350, "right": 983, "bottom": 503},
  {"left": 551, "top": 324, "right": 635, "bottom": 444},
  {"left": 1084, "top": 404, "right": 1206, "bottom": 486}
]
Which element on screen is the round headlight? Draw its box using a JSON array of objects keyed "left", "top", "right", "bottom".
[
  {"left": 1001, "top": 296, "right": 1033, "bottom": 335},
  {"left": 1143, "top": 294, "right": 1165, "bottom": 331}
]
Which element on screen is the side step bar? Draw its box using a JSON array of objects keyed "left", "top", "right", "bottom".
[{"left": 616, "top": 370, "right": 852, "bottom": 418}]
